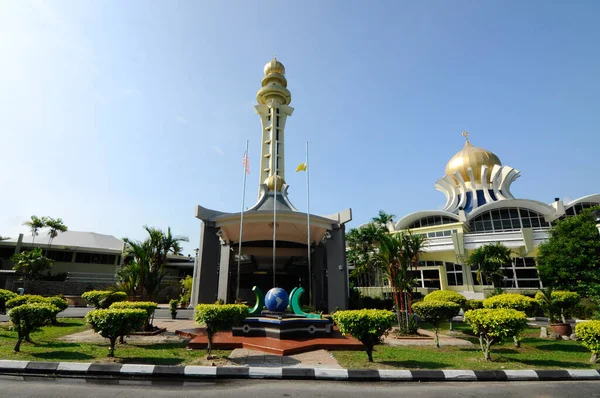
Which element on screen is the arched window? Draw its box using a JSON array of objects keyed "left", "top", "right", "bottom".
[
  {"left": 565, "top": 202, "right": 599, "bottom": 216},
  {"left": 408, "top": 215, "right": 457, "bottom": 229},
  {"left": 469, "top": 207, "right": 550, "bottom": 233}
]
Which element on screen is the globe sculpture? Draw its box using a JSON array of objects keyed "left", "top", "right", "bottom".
[{"left": 265, "top": 287, "right": 289, "bottom": 312}]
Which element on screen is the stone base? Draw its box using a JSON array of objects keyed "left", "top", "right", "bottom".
[{"left": 232, "top": 316, "right": 334, "bottom": 340}]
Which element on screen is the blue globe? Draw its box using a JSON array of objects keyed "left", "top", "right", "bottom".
[{"left": 265, "top": 288, "right": 289, "bottom": 312}]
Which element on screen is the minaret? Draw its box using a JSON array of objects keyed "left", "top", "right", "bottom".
[{"left": 255, "top": 57, "right": 294, "bottom": 197}]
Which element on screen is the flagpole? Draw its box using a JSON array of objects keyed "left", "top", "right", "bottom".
[
  {"left": 236, "top": 140, "right": 249, "bottom": 302},
  {"left": 305, "top": 141, "right": 312, "bottom": 307},
  {"left": 272, "top": 139, "right": 278, "bottom": 287}
]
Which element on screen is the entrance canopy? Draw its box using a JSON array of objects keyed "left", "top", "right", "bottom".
[{"left": 195, "top": 186, "right": 352, "bottom": 245}]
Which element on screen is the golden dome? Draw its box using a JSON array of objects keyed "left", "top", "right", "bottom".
[
  {"left": 445, "top": 132, "right": 501, "bottom": 184},
  {"left": 264, "top": 57, "right": 285, "bottom": 76},
  {"left": 264, "top": 174, "right": 286, "bottom": 191}
]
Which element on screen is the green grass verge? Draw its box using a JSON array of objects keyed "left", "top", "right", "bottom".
[
  {"left": 0, "top": 319, "right": 230, "bottom": 365},
  {"left": 333, "top": 325, "right": 600, "bottom": 370}
]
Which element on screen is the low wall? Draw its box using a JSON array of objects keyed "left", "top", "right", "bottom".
[{"left": 9, "top": 280, "right": 182, "bottom": 304}]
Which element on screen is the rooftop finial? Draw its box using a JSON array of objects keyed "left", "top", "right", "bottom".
[
  {"left": 462, "top": 131, "right": 470, "bottom": 144},
  {"left": 273, "top": 52, "right": 277, "bottom": 60}
]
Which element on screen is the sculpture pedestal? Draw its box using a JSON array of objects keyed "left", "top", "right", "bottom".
[{"left": 232, "top": 316, "right": 334, "bottom": 340}]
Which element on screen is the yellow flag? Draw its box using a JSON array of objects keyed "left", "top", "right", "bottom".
[{"left": 296, "top": 162, "right": 307, "bottom": 172}]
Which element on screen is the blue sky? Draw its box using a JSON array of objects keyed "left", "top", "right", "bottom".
[{"left": 1, "top": 1, "right": 599, "bottom": 253}]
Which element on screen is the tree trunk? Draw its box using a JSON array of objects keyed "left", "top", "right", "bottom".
[
  {"left": 484, "top": 339, "right": 493, "bottom": 361},
  {"left": 14, "top": 337, "right": 23, "bottom": 352},
  {"left": 207, "top": 333, "right": 213, "bottom": 358},
  {"left": 108, "top": 337, "right": 117, "bottom": 357},
  {"left": 119, "top": 335, "right": 125, "bottom": 344},
  {"left": 449, "top": 319, "right": 454, "bottom": 331},
  {"left": 513, "top": 335, "right": 520, "bottom": 348},
  {"left": 434, "top": 328, "right": 440, "bottom": 348},
  {"left": 591, "top": 353, "right": 598, "bottom": 363},
  {"left": 366, "top": 346, "right": 374, "bottom": 362}
]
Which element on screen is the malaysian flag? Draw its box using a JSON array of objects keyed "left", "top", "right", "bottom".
[{"left": 242, "top": 151, "right": 250, "bottom": 174}]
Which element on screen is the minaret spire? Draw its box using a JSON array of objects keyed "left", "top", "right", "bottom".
[{"left": 255, "top": 57, "right": 294, "bottom": 197}]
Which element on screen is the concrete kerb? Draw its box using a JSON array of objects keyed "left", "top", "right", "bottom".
[{"left": 0, "top": 361, "right": 598, "bottom": 382}]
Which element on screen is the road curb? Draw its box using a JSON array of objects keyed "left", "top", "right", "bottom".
[{"left": 0, "top": 361, "right": 599, "bottom": 382}]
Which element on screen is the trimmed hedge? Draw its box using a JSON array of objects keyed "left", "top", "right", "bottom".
[
  {"left": 412, "top": 300, "right": 461, "bottom": 348},
  {"left": 81, "top": 290, "right": 127, "bottom": 309},
  {"left": 8, "top": 303, "right": 59, "bottom": 352},
  {"left": 86, "top": 308, "right": 147, "bottom": 357},
  {"left": 464, "top": 299, "right": 484, "bottom": 310},
  {"left": 423, "top": 290, "right": 467, "bottom": 309},
  {"left": 195, "top": 304, "right": 248, "bottom": 356},
  {"left": 483, "top": 294, "right": 537, "bottom": 316},
  {"left": 332, "top": 309, "right": 396, "bottom": 362},
  {"left": 0, "top": 289, "right": 17, "bottom": 314},
  {"left": 109, "top": 301, "right": 158, "bottom": 330},
  {"left": 5, "top": 295, "right": 67, "bottom": 324},
  {"left": 576, "top": 320, "right": 600, "bottom": 363},
  {"left": 464, "top": 308, "right": 528, "bottom": 361}
]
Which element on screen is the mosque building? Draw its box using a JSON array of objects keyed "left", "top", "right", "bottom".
[{"left": 360, "top": 132, "right": 600, "bottom": 299}]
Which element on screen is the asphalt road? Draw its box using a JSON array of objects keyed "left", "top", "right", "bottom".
[
  {"left": 0, "top": 307, "right": 194, "bottom": 322},
  {"left": 1, "top": 377, "right": 599, "bottom": 398}
]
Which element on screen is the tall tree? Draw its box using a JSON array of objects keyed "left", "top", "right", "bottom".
[
  {"left": 44, "top": 217, "right": 68, "bottom": 249},
  {"left": 466, "top": 242, "right": 512, "bottom": 287},
  {"left": 22, "top": 216, "right": 46, "bottom": 244},
  {"left": 537, "top": 207, "right": 600, "bottom": 299},
  {"left": 373, "top": 232, "right": 426, "bottom": 328},
  {"left": 372, "top": 210, "right": 396, "bottom": 231}
]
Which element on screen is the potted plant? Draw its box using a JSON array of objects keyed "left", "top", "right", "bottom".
[
  {"left": 535, "top": 288, "right": 578, "bottom": 336},
  {"left": 169, "top": 299, "right": 179, "bottom": 320}
]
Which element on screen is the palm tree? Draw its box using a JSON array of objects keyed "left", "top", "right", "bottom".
[
  {"left": 123, "top": 226, "right": 189, "bottom": 301},
  {"left": 466, "top": 242, "right": 512, "bottom": 287},
  {"left": 372, "top": 210, "right": 395, "bottom": 232},
  {"left": 22, "top": 216, "right": 46, "bottom": 244},
  {"left": 400, "top": 231, "right": 428, "bottom": 313},
  {"left": 45, "top": 217, "right": 68, "bottom": 249}
]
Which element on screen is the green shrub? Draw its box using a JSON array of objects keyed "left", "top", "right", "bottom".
[
  {"left": 179, "top": 275, "right": 193, "bottom": 306},
  {"left": 8, "top": 303, "right": 59, "bottom": 352},
  {"left": 484, "top": 294, "right": 537, "bottom": 315},
  {"left": 6, "top": 294, "right": 68, "bottom": 324},
  {"left": 81, "top": 290, "right": 127, "bottom": 309},
  {"left": 464, "top": 308, "right": 528, "bottom": 361},
  {"left": 169, "top": 299, "right": 179, "bottom": 313},
  {"left": 195, "top": 304, "right": 248, "bottom": 356},
  {"left": 535, "top": 290, "right": 580, "bottom": 323},
  {"left": 424, "top": 290, "right": 467, "bottom": 309},
  {"left": 46, "top": 296, "right": 68, "bottom": 311},
  {"left": 109, "top": 301, "right": 158, "bottom": 330},
  {"left": 423, "top": 291, "right": 466, "bottom": 331},
  {"left": 332, "top": 309, "right": 396, "bottom": 362},
  {"left": 576, "top": 320, "right": 600, "bottom": 363},
  {"left": 6, "top": 295, "right": 46, "bottom": 309},
  {"left": 412, "top": 300, "right": 461, "bottom": 348},
  {"left": 86, "top": 308, "right": 147, "bottom": 357},
  {"left": 464, "top": 299, "right": 484, "bottom": 310},
  {"left": 0, "top": 289, "right": 17, "bottom": 314}
]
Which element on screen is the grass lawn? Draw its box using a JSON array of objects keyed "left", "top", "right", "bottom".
[
  {"left": 333, "top": 323, "right": 600, "bottom": 370},
  {"left": 0, "top": 319, "right": 231, "bottom": 366}
]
